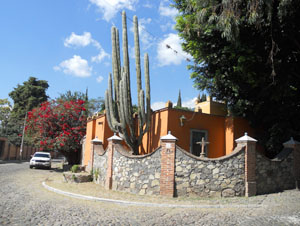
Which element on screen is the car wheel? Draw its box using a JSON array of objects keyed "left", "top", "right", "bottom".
[{"left": 30, "top": 165, "right": 33, "bottom": 169}]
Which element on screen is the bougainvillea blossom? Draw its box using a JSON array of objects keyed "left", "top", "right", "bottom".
[{"left": 26, "top": 100, "right": 86, "bottom": 164}]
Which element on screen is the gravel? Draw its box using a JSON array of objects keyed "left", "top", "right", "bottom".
[{"left": 1, "top": 162, "right": 300, "bottom": 225}]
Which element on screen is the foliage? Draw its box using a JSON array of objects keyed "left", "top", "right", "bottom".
[
  {"left": 26, "top": 99, "right": 86, "bottom": 164},
  {"left": 88, "top": 97, "right": 105, "bottom": 115},
  {"left": 173, "top": 0, "right": 300, "bottom": 157},
  {"left": 9, "top": 77, "right": 49, "bottom": 119},
  {"left": 174, "top": 106, "right": 192, "bottom": 111},
  {"left": 94, "top": 168, "right": 100, "bottom": 181},
  {"left": 0, "top": 99, "right": 12, "bottom": 136},
  {"left": 5, "top": 77, "right": 49, "bottom": 146},
  {"left": 58, "top": 90, "right": 104, "bottom": 116},
  {"left": 176, "top": 90, "right": 182, "bottom": 107},
  {"left": 57, "top": 90, "right": 87, "bottom": 102},
  {"left": 200, "top": 93, "right": 207, "bottom": 102},
  {"left": 105, "top": 12, "right": 151, "bottom": 155},
  {"left": 71, "top": 164, "right": 80, "bottom": 173}
]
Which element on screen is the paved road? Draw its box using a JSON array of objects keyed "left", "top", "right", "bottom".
[{"left": 1, "top": 162, "right": 300, "bottom": 225}]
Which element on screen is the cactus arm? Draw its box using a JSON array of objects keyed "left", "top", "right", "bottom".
[
  {"left": 139, "top": 90, "right": 146, "bottom": 126},
  {"left": 121, "top": 68, "right": 135, "bottom": 136},
  {"left": 122, "top": 11, "right": 133, "bottom": 118},
  {"left": 144, "top": 53, "right": 151, "bottom": 132},
  {"left": 104, "top": 11, "right": 151, "bottom": 155},
  {"left": 105, "top": 90, "right": 117, "bottom": 133},
  {"left": 137, "top": 54, "right": 151, "bottom": 145},
  {"left": 118, "top": 79, "right": 126, "bottom": 129},
  {"left": 107, "top": 73, "right": 121, "bottom": 129},
  {"left": 115, "top": 28, "right": 121, "bottom": 81},
  {"left": 111, "top": 27, "right": 119, "bottom": 106},
  {"left": 134, "top": 15, "right": 142, "bottom": 106}
]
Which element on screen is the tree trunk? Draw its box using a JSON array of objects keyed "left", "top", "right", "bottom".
[{"left": 62, "top": 150, "right": 81, "bottom": 165}]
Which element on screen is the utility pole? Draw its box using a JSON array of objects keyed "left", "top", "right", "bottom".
[{"left": 20, "top": 112, "right": 27, "bottom": 161}]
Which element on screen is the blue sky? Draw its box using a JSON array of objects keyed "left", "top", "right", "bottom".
[{"left": 0, "top": 0, "right": 200, "bottom": 110}]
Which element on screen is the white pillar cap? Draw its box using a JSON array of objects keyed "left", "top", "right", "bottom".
[
  {"left": 235, "top": 132, "right": 257, "bottom": 143},
  {"left": 107, "top": 133, "right": 123, "bottom": 141},
  {"left": 283, "top": 137, "right": 300, "bottom": 148},
  {"left": 91, "top": 136, "right": 102, "bottom": 144},
  {"left": 160, "top": 131, "right": 178, "bottom": 141}
]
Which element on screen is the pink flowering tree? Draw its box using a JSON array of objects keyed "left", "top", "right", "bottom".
[{"left": 26, "top": 100, "right": 86, "bottom": 165}]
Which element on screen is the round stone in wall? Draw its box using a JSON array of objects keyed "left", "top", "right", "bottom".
[{"left": 221, "top": 188, "right": 236, "bottom": 197}]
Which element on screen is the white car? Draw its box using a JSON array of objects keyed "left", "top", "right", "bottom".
[{"left": 29, "top": 152, "right": 51, "bottom": 169}]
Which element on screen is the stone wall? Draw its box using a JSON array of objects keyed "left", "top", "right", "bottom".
[
  {"left": 256, "top": 148, "right": 295, "bottom": 194},
  {"left": 93, "top": 146, "right": 108, "bottom": 186},
  {"left": 91, "top": 134, "right": 299, "bottom": 198},
  {"left": 175, "top": 146, "right": 245, "bottom": 197},
  {"left": 112, "top": 145, "right": 161, "bottom": 195}
]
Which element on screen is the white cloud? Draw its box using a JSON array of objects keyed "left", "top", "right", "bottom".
[
  {"left": 53, "top": 66, "right": 60, "bottom": 71},
  {"left": 64, "top": 32, "right": 93, "bottom": 48},
  {"left": 64, "top": 32, "right": 110, "bottom": 63},
  {"left": 143, "top": 3, "right": 153, "bottom": 8},
  {"left": 151, "top": 97, "right": 196, "bottom": 111},
  {"left": 151, "top": 101, "right": 166, "bottom": 111},
  {"left": 182, "top": 97, "right": 197, "bottom": 109},
  {"left": 54, "top": 55, "right": 92, "bottom": 77},
  {"left": 159, "top": 1, "right": 178, "bottom": 18},
  {"left": 157, "top": 33, "right": 191, "bottom": 66},
  {"left": 96, "top": 76, "right": 104, "bottom": 83},
  {"left": 91, "top": 50, "right": 110, "bottom": 63},
  {"left": 160, "top": 22, "right": 174, "bottom": 32},
  {"left": 89, "top": 0, "right": 138, "bottom": 21}
]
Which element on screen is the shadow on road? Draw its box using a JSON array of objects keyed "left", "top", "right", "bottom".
[{"left": 0, "top": 160, "right": 29, "bottom": 164}]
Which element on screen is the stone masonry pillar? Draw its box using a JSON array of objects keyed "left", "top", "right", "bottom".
[
  {"left": 105, "top": 133, "right": 122, "bottom": 190},
  {"left": 236, "top": 133, "right": 257, "bottom": 197},
  {"left": 160, "top": 131, "right": 178, "bottom": 197},
  {"left": 88, "top": 137, "right": 103, "bottom": 172},
  {"left": 283, "top": 138, "right": 300, "bottom": 190}
]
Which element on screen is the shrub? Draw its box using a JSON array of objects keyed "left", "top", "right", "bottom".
[
  {"left": 94, "top": 168, "right": 100, "bottom": 181},
  {"left": 71, "top": 164, "right": 79, "bottom": 173}
]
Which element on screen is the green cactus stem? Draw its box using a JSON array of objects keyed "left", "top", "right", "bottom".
[{"left": 105, "top": 11, "right": 151, "bottom": 155}]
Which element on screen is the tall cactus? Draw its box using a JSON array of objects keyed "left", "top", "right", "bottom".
[{"left": 105, "top": 11, "right": 151, "bottom": 155}]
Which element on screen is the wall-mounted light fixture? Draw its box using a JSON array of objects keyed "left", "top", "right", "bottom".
[{"left": 179, "top": 115, "right": 186, "bottom": 127}]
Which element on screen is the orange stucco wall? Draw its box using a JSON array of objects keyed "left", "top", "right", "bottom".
[
  {"left": 225, "top": 117, "right": 234, "bottom": 155},
  {"left": 166, "top": 109, "right": 226, "bottom": 158},
  {"left": 83, "top": 108, "right": 255, "bottom": 167},
  {"left": 140, "top": 109, "right": 169, "bottom": 154},
  {"left": 225, "top": 117, "right": 255, "bottom": 155},
  {"left": 83, "top": 119, "right": 96, "bottom": 166},
  {"left": 95, "top": 115, "right": 114, "bottom": 150}
]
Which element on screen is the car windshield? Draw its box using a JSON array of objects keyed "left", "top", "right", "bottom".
[{"left": 34, "top": 153, "right": 50, "bottom": 158}]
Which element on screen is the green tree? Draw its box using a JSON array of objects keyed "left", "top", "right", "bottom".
[
  {"left": 26, "top": 100, "right": 86, "bottom": 165},
  {"left": 6, "top": 77, "right": 49, "bottom": 146},
  {"left": 176, "top": 90, "right": 182, "bottom": 107},
  {"left": 87, "top": 97, "right": 105, "bottom": 115},
  {"left": 174, "top": 0, "right": 300, "bottom": 157},
  {"left": 200, "top": 93, "right": 207, "bottom": 102},
  {"left": 9, "top": 77, "right": 49, "bottom": 119},
  {"left": 58, "top": 90, "right": 104, "bottom": 116},
  {"left": 0, "top": 99, "right": 12, "bottom": 136}
]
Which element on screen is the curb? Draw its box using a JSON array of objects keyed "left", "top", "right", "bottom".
[{"left": 42, "top": 182, "right": 262, "bottom": 209}]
